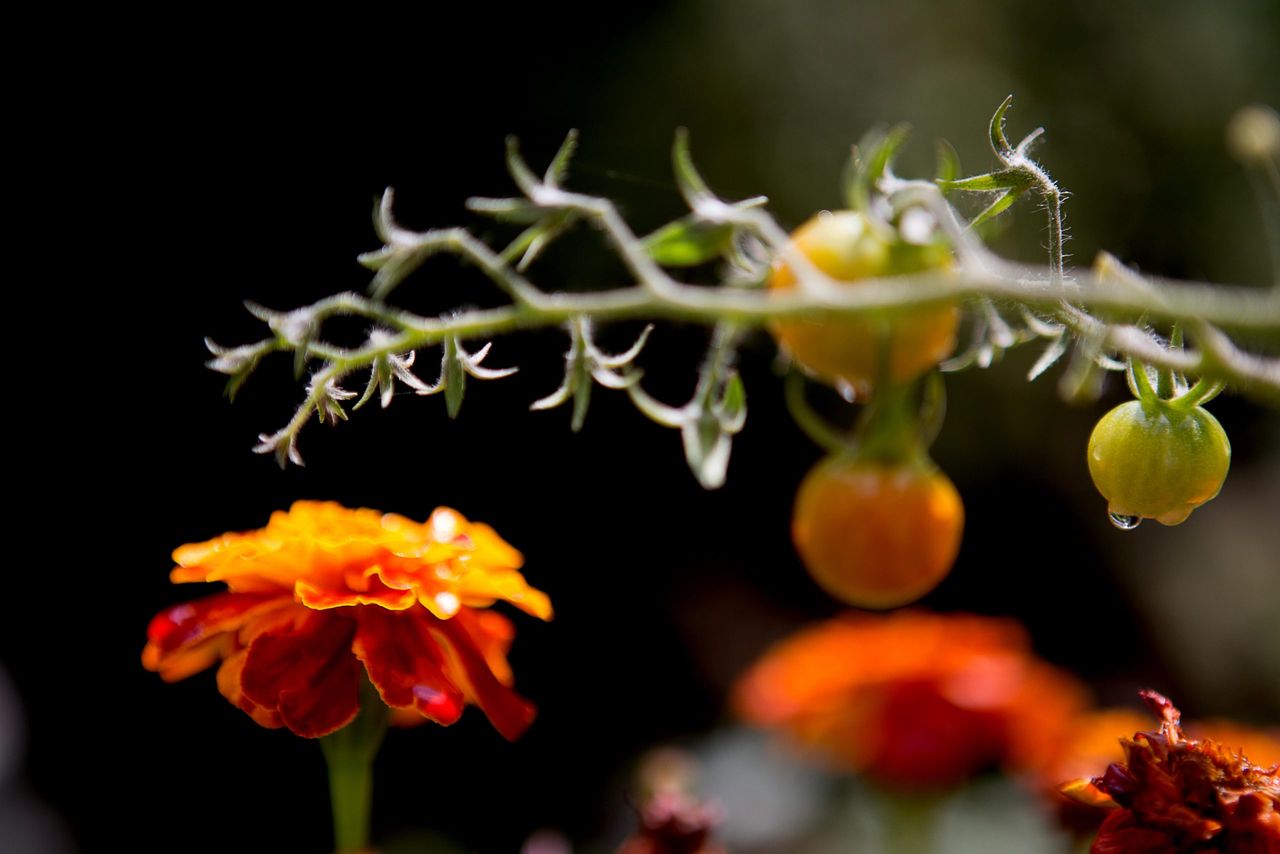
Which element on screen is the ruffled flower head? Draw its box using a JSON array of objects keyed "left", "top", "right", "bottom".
[
  {"left": 1044, "top": 707, "right": 1280, "bottom": 836},
  {"left": 733, "top": 611, "right": 1088, "bottom": 789},
  {"left": 1061, "top": 690, "right": 1280, "bottom": 853},
  {"left": 142, "top": 501, "right": 552, "bottom": 739}
]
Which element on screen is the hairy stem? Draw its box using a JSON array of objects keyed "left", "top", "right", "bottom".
[{"left": 234, "top": 163, "right": 1280, "bottom": 465}]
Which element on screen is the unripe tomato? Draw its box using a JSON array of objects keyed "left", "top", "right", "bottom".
[
  {"left": 769, "top": 210, "right": 958, "bottom": 395},
  {"left": 792, "top": 455, "right": 964, "bottom": 608},
  {"left": 1087, "top": 400, "right": 1231, "bottom": 526}
]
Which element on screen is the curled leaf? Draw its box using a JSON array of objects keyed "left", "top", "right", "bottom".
[
  {"left": 642, "top": 217, "right": 735, "bottom": 267},
  {"left": 1027, "top": 333, "right": 1069, "bottom": 381},
  {"left": 544, "top": 129, "right": 579, "bottom": 188},
  {"left": 532, "top": 320, "right": 652, "bottom": 431},
  {"left": 671, "top": 128, "right": 714, "bottom": 209},
  {"left": 989, "top": 95, "right": 1015, "bottom": 157}
]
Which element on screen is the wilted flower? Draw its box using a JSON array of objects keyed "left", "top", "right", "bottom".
[
  {"left": 1062, "top": 691, "right": 1280, "bottom": 853},
  {"left": 733, "top": 611, "right": 1088, "bottom": 789},
  {"left": 1041, "top": 708, "right": 1156, "bottom": 832},
  {"left": 617, "top": 792, "right": 726, "bottom": 854},
  {"left": 1044, "top": 707, "right": 1280, "bottom": 835},
  {"left": 142, "top": 501, "right": 551, "bottom": 739}
]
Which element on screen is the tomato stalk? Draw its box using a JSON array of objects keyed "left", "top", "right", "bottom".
[
  {"left": 783, "top": 370, "right": 854, "bottom": 454},
  {"left": 851, "top": 336, "right": 941, "bottom": 467}
]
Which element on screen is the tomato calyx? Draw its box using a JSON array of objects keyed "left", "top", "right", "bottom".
[{"left": 1125, "top": 346, "right": 1225, "bottom": 413}]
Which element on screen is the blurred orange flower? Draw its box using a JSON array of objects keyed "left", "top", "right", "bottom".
[
  {"left": 732, "top": 611, "right": 1088, "bottom": 789},
  {"left": 142, "top": 501, "right": 551, "bottom": 740},
  {"left": 1062, "top": 691, "right": 1280, "bottom": 853}
]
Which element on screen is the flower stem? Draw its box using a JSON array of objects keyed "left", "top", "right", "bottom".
[
  {"left": 321, "top": 680, "right": 389, "bottom": 853},
  {"left": 880, "top": 792, "right": 941, "bottom": 853}
]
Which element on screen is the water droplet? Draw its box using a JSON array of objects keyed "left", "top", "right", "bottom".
[
  {"left": 431, "top": 508, "right": 459, "bottom": 536},
  {"left": 1109, "top": 512, "right": 1142, "bottom": 530},
  {"left": 836, "top": 380, "right": 858, "bottom": 403},
  {"left": 899, "top": 208, "right": 937, "bottom": 245}
]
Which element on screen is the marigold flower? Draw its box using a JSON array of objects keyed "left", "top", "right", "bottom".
[
  {"left": 142, "top": 501, "right": 552, "bottom": 740},
  {"left": 1061, "top": 691, "right": 1280, "bottom": 853},
  {"left": 732, "top": 611, "right": 1088, "bottom": 789}
]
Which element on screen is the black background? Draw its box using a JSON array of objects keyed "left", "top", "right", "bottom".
[{"left": 12, "top": 4, "right": 1279, "bottom": 852}]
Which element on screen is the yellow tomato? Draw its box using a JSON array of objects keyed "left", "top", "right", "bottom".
[{"left": 769, "top": 210, "right": 958, "bottom": 396}]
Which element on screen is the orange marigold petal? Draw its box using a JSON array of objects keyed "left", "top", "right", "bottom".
[
  {"left": 456, "top": 519, "right": 524, "bottom": 568},
  {"left": 454, "top": 571, "right": 554, "bottom": 621},
  {"left": 146, "top": 634, "right": 232, "bottom": 683},
  {"left": 240, "top": 611, "right": 361, "bottom": 738},
  {"left": 295, "top": 577, "right": 417, "bottom": 611},
  {"left": 1061, "top": 777, "right": 1120, "bottom": 809},
  {"left": 353, "top": 608, "right": 466, "bottom": 727}
]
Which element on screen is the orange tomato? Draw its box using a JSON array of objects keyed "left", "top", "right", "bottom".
[
  {"left": 792, "top": 455, "right": 964, "bottom": 608},
  {"left": 769, "top": 210, "right": 958, "bottom": 396}
]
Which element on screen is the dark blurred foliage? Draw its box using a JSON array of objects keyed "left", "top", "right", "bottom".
[{"left": 12, "top": 2, "right": 1278, "bottom": 852}]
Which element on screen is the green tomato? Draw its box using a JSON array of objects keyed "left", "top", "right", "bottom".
[{"left": 1087, "top": 399, "right": 1231, "bottom": 526}]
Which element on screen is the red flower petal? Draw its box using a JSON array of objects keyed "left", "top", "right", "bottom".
[
  {"left": 144, "top": 591, "right": 285, "bottom": 657},
  {"left": 1091, "top": 810, "right": 1178, "bottom": 854},
  {"left": 866, "top": 680, "right": 1006, "bottom": 788},
  {"left": 352, "top": 608, "right": 466, "bottom": 727},
  {"left": 217, "top": 649, "right": 283, "bottom": 730},
  {"left": 434, "top": 611, "right": 536, "bottom": 741},
  {"left": 1225, "top": 793, "right": 1280, "bottom": 853},
  {"left": 240, "top": 611, "right": 361, "bottom": 738}
]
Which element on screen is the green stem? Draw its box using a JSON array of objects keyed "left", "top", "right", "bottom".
[
  {"left": 1128, "top": 358, "right": 1158, "bottom": 405},
  {"left": 854, "top": 373, "right": 930, "bottom": 466},
  {"left": 320, "top": 681, "right": 389, "bottom": 853},
  {"left": 784, "top": 370, "right": 852, "bottom": 454},
  {"left": 1156, "top": 363, "right": 1175, "bottom": 399},
  {"left": 880, "top": 792, "right": 941, "bottom": 853}
]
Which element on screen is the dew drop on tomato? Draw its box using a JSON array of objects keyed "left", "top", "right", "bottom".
[{"left": 1108, "top": 512, "right": 1142, "bottom": 530}]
